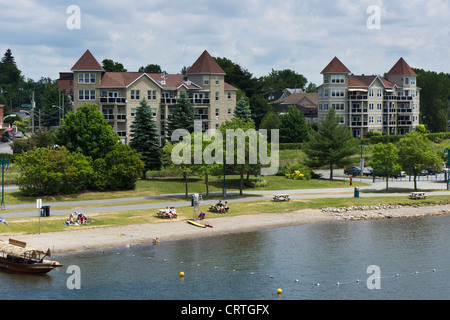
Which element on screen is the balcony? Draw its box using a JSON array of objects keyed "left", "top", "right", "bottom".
[
  {"left": 104, "top": 114, "right": 127, "bottom": 121},
  {"left": 351, "top": 122, "right": 362, "bottom": 126},
  {"left": 100, "top": 97, "right": 127, "bottom": 104},
  {"left": 161, "top": 98, "right": 177, "bottom": 104},
  {"left": 191, "top": 98, "right": 210, "bottom": 105}
]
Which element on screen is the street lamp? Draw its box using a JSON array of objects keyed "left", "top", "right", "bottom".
[{"left": 444, "top": 148, "right": 450, "bottom": 190}]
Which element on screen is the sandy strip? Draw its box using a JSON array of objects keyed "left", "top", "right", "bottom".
[{"left": 1, "top": 204, "right": 450, "bottom": 256}]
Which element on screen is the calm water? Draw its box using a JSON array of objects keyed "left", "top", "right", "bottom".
[{"left": 1, "top": 215, "right": 449, "bottom": 300}]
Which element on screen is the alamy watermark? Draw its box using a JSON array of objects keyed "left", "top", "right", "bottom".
[
  {"left": 66, "top": 265, "right": 81, "bottom": 290},
  {"left": 366, "top": 265, "right": 381, "bottom": 289},
  {"left": 170, "top": 121, "right": 279, "bottom": 175},
  {"left": 66, "top": 5, "right": 81, "bottom": 30},
  {"left": 366, "top": 5, "right": 381, "bottom": 30}
]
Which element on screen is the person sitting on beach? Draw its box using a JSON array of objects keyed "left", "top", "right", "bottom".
[
  {"left": 223, "top": 201, "right": 229, "bottom": 212},
  {"left": 198, "top": 211, "right": 206, "bottom": 220},
  {"left": 165, "top": 206, "right": 170, "bottom": 217},
  {"left": 77, "top": 212, "right": 86, "bottom": 224},
  {"left": 66, "top": 213, "right": 75, "bottom": 226}
]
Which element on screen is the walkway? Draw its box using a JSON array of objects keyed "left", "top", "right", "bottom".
[{"left": 0, "top": 174, "right": 448, "bottom": 219}]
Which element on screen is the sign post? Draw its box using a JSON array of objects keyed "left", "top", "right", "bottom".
[{"left": 37, "top": 199, "right": 42, "bottom": 234}]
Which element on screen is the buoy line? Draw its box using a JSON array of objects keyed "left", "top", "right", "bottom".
[{"left": 111, "top": 249, "right": 450, "bottom": 290}]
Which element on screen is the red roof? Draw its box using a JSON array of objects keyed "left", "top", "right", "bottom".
[
  {"left": 71, "top": 50, "right": 105, "bottom": 71},
  {"left": 187, "top": 50, "right": 225, "bottom": 75},
  {"left": 321, "top": 57, "right": 351, "bottom": 74},
  {"left": 386, "top": 57, "right": 417, "bottom": 76}
]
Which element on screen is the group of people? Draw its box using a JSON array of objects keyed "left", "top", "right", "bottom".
[
  {"left": 65, "top": 211, "right": 88, "bottom": 226},
  {"left": 214, "top": 200, "right": 229, "bottom": 213},
  {"left": 164, "top": 206, "right": 177, "bottom": 219}
]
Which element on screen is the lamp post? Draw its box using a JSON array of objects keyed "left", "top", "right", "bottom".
[
  {"left": 359, "top": 137, "right": 365, "bottom": 177},
  {"left": 1, "top": 158, "right": 10, "bottom": 210},
  {"left": 445, "top": 148, "right": 450, "bottom": 190}
]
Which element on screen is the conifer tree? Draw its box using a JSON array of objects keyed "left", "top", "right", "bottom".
[
  {"left": 233, "top": 98, "right": 252, "bottom": 122},
  {"left": 129, "top": 99, "right": 162, "bottom": 178},
  {"left": 166, "top": 91, "right": 195, "bottom": 138}
]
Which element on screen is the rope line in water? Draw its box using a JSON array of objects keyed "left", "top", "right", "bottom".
[{"left": 112, "top": 249, "right": 450, "bottom": 288}]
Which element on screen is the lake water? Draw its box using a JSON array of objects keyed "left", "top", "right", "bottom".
[{"left": 1, "top": 214, "right": 450, "bottom": 301}]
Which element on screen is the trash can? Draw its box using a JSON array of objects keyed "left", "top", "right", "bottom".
[
  {"left": 354, "top": 187, "right": 360, "bottom": 198},
  {"left": 41, "top": 205, "right": 50, "bottom": 217}
]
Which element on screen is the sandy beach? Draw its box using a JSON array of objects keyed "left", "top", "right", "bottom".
[{"left": 2, "top": 203, "right": 450, "bottom": 256}]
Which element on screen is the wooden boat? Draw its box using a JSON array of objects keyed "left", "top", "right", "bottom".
[
  {"left": 0, "top": 239, "right": 63, "bottom": 274},
  {"left": 187, "top": 219, "right": 206, "bottom": 228}
]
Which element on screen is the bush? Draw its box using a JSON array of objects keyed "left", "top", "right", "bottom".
[
  {"left": 91, "top": 144, "right": 144, "bottom": 190},
  {"left": 244, "top": 178, "right": 269, "bottom": 187},
  {"left": 277, "top": 161, "right": 312, "bottom": 180},
  {"left": 15, "top": 147, "right": 93, "bottom": 196}
]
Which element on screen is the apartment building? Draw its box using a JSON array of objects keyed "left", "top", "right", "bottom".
[
  {"left": 70, "top": 50, "right": 237, "bottom": 143},
  {"left": 317, "top": 57, "right": 420, "bottom": 138}
]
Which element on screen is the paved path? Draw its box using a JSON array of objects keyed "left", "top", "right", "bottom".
[{"left": 0, "top": 174, "right": 448, "bottom": 219}]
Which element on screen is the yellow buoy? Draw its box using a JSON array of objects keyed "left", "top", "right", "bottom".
[
  {"left": 277, "top": 288, "right": 282, "bottom": 294},
  {"left": 180, "top": 272, "right": 185, "bottom": 277}
]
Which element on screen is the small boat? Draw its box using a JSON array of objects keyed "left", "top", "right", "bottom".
[
  {"left": 187, "top": 219, "right": 206, "bottom": 228},
  {"left": 0, "top": 239, "right": 63, "bottom": 274}
]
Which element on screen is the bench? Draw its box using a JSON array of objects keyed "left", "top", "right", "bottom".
[
  {"left": 273, "top": 194, "right": 290, "bottom": 201},
  {"left": 156, "top": 209, "right": 177, "bottom": 219},
  {"left": 409, "top": 192, "right": 427, "bottom": 199}
]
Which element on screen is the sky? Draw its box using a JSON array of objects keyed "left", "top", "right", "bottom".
[{"left": 0, "top": 0, "right": 449, "bottom": 87}]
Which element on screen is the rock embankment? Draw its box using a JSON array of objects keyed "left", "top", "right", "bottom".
[{"left": 321, "top": 204, "right": 450, "bottom": 221}]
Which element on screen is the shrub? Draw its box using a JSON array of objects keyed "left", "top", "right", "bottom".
[
  {"left": 278, "top": 161, "right": 312, "bottom": 180},
  {"left": 15, "top": 147, "right": 93, "bottom": 196},
  {"left": 91, "top": 144, "right": 144, "bottom": 190}
]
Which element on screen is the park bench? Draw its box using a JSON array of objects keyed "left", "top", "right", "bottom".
[
  {"left": 409, "top": 192, "right": 427, "bottom": 199},
  {"left": 273, "top": 194, "right": 290, "bottom": 201}
]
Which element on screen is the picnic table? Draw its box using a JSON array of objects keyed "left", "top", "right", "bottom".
[
  {"left": 273, "top": 194, "right": 290, "bottom": 201},
  {"left": 409, "top": 192, "right": 427, "bottom": 199}
]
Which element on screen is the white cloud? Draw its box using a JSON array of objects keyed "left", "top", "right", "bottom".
[{"left": 0, "top": 0, "right": 449, "bottom": 86}]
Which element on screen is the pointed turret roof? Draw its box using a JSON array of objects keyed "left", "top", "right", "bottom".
[
  {"left": 187, "top": 50, "right": 225, "bottom": 75},
  {"left": 386, "top": 57, "right": 416, "bottom": 76},
  {"left": 71, "top": 50, "right": 105, "bottom": 71},
  {"left": 321, "top": 57, "right": 351, "bottom": 74}
]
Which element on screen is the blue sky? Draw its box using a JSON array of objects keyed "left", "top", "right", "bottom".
[{"left": 0, "top": 0, "right": 449, "bottom": 86}]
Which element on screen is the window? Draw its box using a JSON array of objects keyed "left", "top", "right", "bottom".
[
  {"left": 324, "top": 89, "right": 329, "bottom": 97},
  {"left": 131, "top": 90, "right": 140, "bottom": 100},
  {"left": 324, "top": 75, "right": 329, "bottom": 84},
  {"left": 331, "top": 75, "right": 345, "bottom": 84},
  {"left": 411, "top": 78, "right": 416, "bottom": 85},
  {"left": 78, "top": 90, "right": 95, "bottom": 100},
  {"left": 404, "top": 77, "right": 409, "bottom": 85},
  {"left": 228, "top": 108, "right": 232, "bottom": 115},
  {"left": 228, "top": 92, "right": 232, "bottom": 100},
  {"left": 148, "top": 90, "right": 157, "bottom": 100},
  {"left": 215, "top": 76, "right": 220, "bottom": 85},
  {"left": 215, "top": 92, "right": 219, "bottom": 101},
  {"left": 369, "top": 116, "right": 374, "bottom": 124},
  {"left": 377, "top": 103, "right": 382, "bottom": 110},
  {"left": 203, "top": 76, "right": 210, "bottom": 85},
  {"left": 78, "top": 73, "right": 96, "bottom": 84},
  {"left": 369, "top": 103, "right": 374, "bottom": 110},
  {"left": 332, "top": 103, "right": 345, "bottom": 111},
  {"left": 331, "top": 89, "right": 345, "bottom": 97},
  {"left": 377, "top": 89, "right": 382, "bottom": 97},
  {"left": 377, "top": 116, "right": 382, "bottom": 123},
  {"left": 369, "top": 89, "right": 375, "bottom": 97},
  {"left": 215, "top": 108, "right": 219, "bottom": 117},
  {"left": 323, "top": 103, "right": 328, "bottom": 111},
  {"left": 131, "top": 108, "right": 136, "bottom": 117},
  {"left": 151, "top": 108, "right": 157, "bottom": 117}
]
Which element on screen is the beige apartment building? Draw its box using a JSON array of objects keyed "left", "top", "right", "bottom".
[
  {"left": 318, "top": 57, "right": 420, "bottom": 138},
  {"left": 70, "top": 50, "right": 237, "bottom": 144}
]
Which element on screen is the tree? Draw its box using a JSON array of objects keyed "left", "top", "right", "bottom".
[
  {"left": 369, "top": 143, "right": 401, "bottom": 191},
  {"left": 102, "top": 59, "right": 127, "bottom": 72},
  {"left": 54, "top": 103, "right": 120, "bottom": 160},
  {"left": 161, "top": 141, "right": 193, "bottom": 198},
  {"left": 303, "top": 108, "right": 358, "bottom": 180},
  {"left": 233, "top": 98, "right": 252, "bottom": 122},
  {"left": 279, "top": 105, "right": 310, "bottom": 143},
  {"left": 92, "top": 144, "right": 144, "bottom": 190},
  {"left": 249, "top": 94, "right": 273, "bottom": 128},
  {"left": 218, "top": 117, "right": 259, "bottom": 195},
  {"left": 166, "top": 91, "right": 195, "bottom": 138},
  {"left": 16, "top": 147, "right": 93, "bottom": 196},
  {"left": 259, "top": 69, "right": 308, "bottom": 97},
  {"left": 259, "top": 109, "right": 281, "bottom": 143},
  {"left": 397, "top": 131, "right": 442, "bottom": 190},
  {"left": 129, "top": 99, "right": 162, "bottom": 178},
  {"left": 139, "top": 64, "right": 162, "bottom": 73}
]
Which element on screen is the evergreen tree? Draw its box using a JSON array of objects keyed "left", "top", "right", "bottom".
[
  {"left": 129, "top": 99, "right": 162, "bottom": 177},
  {"left": 166, "top": 91, "right": 195, "bottom": 138},
  {"left": 233, "top": 98, "right": 252, "bottom": 122},
  {"left": 303, "top": 108, "right": 358, "bottom": 180},
  {"left": 279, "top": 105, "right": 310, "bottom": 143}
]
